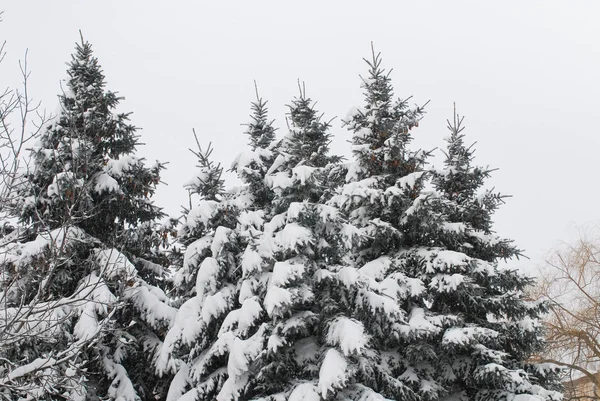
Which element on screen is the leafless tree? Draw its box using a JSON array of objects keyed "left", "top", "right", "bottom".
[{"left": 534, "top": 226, "right": 600, "bottom": 400}]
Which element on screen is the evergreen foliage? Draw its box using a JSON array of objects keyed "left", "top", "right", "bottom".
[
  {"left": 18, "top": 38, "right": 164, "bottom": 247},
  {"left": 266, "top": 83, "right": 342, "bottom": 213},
  {"left": 0, "top": 38, "right": 562, "bottom": 401},
  {"left": 0, "top": 38, "right": 174, "bottom": 401},
  {"left": 231, "top": 86, "right": 277, "bottom": 212},
  {"left": 158, "top": 86, "right": 344, "bottom": 400}
]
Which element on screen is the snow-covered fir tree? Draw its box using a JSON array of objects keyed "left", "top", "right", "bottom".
[
  {"left": 316, "top": 49, "right": 562, "bottom": 401},
  {"left": 18, "top": 37, "right": 164, "bottom": 247},
  {"left": 424, "top": 109, "right": 562, "bottom": 401},
  {"left": 298, "top": 47, "right": 434, "bottom": 401},
  {"left": 155, "top": 130, "right": 246, "bottom": 400},
  {"left": 0, "top": 38, "right": 175, "bottom": 401},
  {"left": 157, "top": 86, "right": 346, "bottom": 400}
]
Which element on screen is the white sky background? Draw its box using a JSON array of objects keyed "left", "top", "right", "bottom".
[{"left": 2, "top": 1, "right": 599, "bottom": 273}]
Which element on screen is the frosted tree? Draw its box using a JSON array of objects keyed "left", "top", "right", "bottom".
[
  {"left": 18, "top": 37, "right": 164, "bottom": 247},
  {"left": 220, "top": 85, "right": 343, "bottom": 399},
  {"left": 155, "top": 131, "right": 244, "bottom": 400},
  {"left": 0, "top": 38, "right": 175, "bottom": 401},
  {"left": 305, "top": 47, "right": 433, "bottom": 401},
  {"left": 157, "top": 85, "right": 344, "bottom": 401},
  {"left": 306, "top": 47, "right": 561, "bottom": 401},
  {"left": 424, "top": 109, "right": 562, "bottom": 401}
]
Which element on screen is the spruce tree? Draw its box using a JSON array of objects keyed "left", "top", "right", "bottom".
[
  {"left": 226, "top": 85, "right": 342, "bottom": 399},
  {"left": 311, "top": 49, "right": 561, "bottom": 401},
  {"left": 0, "top": 38, "right": 175, "bottom": 401},
  {"left": 312, "top": 48, "right": 433, "bottom": 401},
  {"left": 155, "top": 132, "right": 243, "bottom": 399},
  {"left": 157, "top": 86, "right": 344, "bottom": 400},
  {"left": 19, "top": 37, "right": 164, "bottom": 247},
  {"left": 156, "top": 90, "right": 280, "bottom": 398},
  {"left": 424, "top": 109, "right": 562, "bottom": 401}
]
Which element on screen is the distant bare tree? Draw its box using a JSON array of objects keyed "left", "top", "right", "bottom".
[{"left": 534, "top": 227, "right": 600, "bottom": 400}]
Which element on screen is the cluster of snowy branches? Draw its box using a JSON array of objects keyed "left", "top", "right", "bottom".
[{"left": 0, "top": 33, "right": 563, "bottom": 401}]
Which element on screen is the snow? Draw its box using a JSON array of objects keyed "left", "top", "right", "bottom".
[
  {"left": 264, "top": 285, "right": 293, "bottom": 316},
  {"left": 155, "top": 297, "right": 203, "bottom": 376},
  {"left": 95, "top": 248, "right": 137, "bottom": 279},
  {"left": 402, "top": 193, "right": 430, "bottom": 221},
  {"left": 415, "top": 248, "right": 471, "bottom": 273},
  {"left": 289, "top": 383, "right": 321, "bottom": 401},
  {"left": 430, "top": 273, "right": 467, "bottom": 292},
  {"left": 104, "top": 358, "right": 139, "bottom": 401},
  {"left": 443, "top": 222, "right": 467, "bottom": 233},
  {"left": 237, "top": 297, "right": 263, "bottom": 334},
  {"left": 263, "top": 212, "right": 287, "bottom": 235},
  {"left": 326, "top": 317, "right": 368, "bottom": 356},
  {"left": 267, "top": 334, "right": 286, "bottom": 353},
  {"left": 265, "top": 154, "right": 287, "bottom": 176},
  {"left": 73, "top": 288, "right": 105, "bottom": 340},
  {"left": 359, "top": 256, "right": 391, "bottom": 280},
  {"left": 123, "top": 282, "right": 177, "bottom": 329},
  {"left": 292, "top": 165, "right": 317, "bottom": 185},
  {"left": 211, "top": 226, "right": 232, "bottom": 256},
  {"left": 94, "top": 172, "right": 120, "bottom": 193},
  {"left": 185, "top": 200, "right": 220, "bottom": 229},
  {"left": 225, "top": 324, "right": 266, "bottom": 378},
  {"left": 319, "top": 348, "right": 348, "bottom": 397},
  {"left": 178, "top": 234, "right": 213, "bottom": 285},
  {"left": 5, "top": 226, "right": 87, "bottom": 266},
  {"left": 275, "top": 223, "right": 313, "bottom": 250},
  {"left": 340, "top": 223, "right": 362, "bottom": 249},
  {"left": 442, "top": 327, "right": 499, "bottom": 346},
  {"left": 337, "top": 266, "right": 360, "bottom": 288},
  {"left": 238, "top": 210, "right": 264, "bottom": 230},
  {"left": 340, "top": 177, "right": 380, "bottom": 205},
  {"left": 166, "top": 364, "right": 191, "bottom": 401},
  {"left": 358, "top": 288, "right": 402, "bottom": 318},
  {"left": 202, "top": 292, "right": 228, "bottom": 324},
  {"left": 397, "top": 171, "right": 425, "bottom": 189},
  {"left": 318, "top": 204, "right": 338, "bottom": 222},
  {"left": 241, "top": 246, "right": 262, "bottom": 277},
  {"left": 266, "top": 171, "right": 294, "bottom": 192},
  {"left": 192, "top": 334, "right": 234, "bottom": 380},
  {"left": 4, "top": 356, "right": 58, "bottom": 382},
  {"left": 47, "top": 171, "right": 84, "bottom": 197},
  {"left": 517, "top": 316, "right": 538, "bottom": 332},
  {"left": 286, "top": 202, "right": 306, "bottom": 222},
  {"left": 105, "top": 154, "right": 138, "bottom": 176},
  {"left": 271, "top": 261, "right": 305, "bottom": 287},
  {"left": 196, "top": 257, "right": 220, "bottom": 299},
  {"left": 231, "top": 150, "right": 261, "bottom": 172},
  {"left": 407, "top": 307, "right": 438, "bottom": 334}
]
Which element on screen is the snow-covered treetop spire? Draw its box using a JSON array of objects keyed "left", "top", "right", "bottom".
[
  {"left": 434, "top": 105, "right": 512, "bottom": 236},
  {"left": 185, "top": 130, "right": 224, "bottom": 202},
  {"left": 281, "top": 81, "right": 340, "bottom": 169},
  {"left": 438, "top": 105, "right": 481, "bottom": 200},
  {"left": 345, "top": 44, "right": 426, "bottom": 179},
  {"left": 245, "top": 82, "right": 277, "bottom": 151},
  {"left": 264, "top": 83, "right": 342, "bottom": 212},
  {"left": 62, "top": 35, "right": 138, "bottom": 158}
]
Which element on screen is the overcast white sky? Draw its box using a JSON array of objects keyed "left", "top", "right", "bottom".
[{"left": 2, "top": 1, "right": 599, "bottom": 272}]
